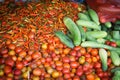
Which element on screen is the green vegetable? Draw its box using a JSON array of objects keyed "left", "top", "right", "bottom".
[
  {"left": 55, "top": 31, "right": 74, "bottom": 48},
  {"left": 111, "top": 67, "right": 120, "bottom": 73},
  {"left": 116, "top": 40, "right": 120, "bottom": 47},
  {"left": 88, "top": 9, "right": 100, "bottom": 25},
  {"left": 104, "top": 22, "right": 112, "bottom": 28},
  {"left": 101, "top": 24, "right": 108, "bottom": 31},
  {"left": 99, "top": 48, "right": 108, "bottom": 71},
  {"left": 86, "top": 35, "right": 96, "bottom": 41},
  {"left": 66, "top": 31, "right": 73, "bottom": 39},
  {"left": 105, "top": 34, "right": 112, "bottom": 40},
  {"left": 114, "top": 24, "right": 120, "bottom": 30},
  {"left": 112, "top": 71, "right": 120, "bottom": 80},
  {"left": 78, "top": 13, "right": 90, "bottom": 21},
  {"left": 81, "top": 41, "right": 120, "bottom": 54},
  {"left": 77, "top": 25, "right": 86, "bottom": 42},
  {"left": 110, "top": 50, "right": 120, "bottom": 66},
  {"left": 115, "top": 20, "right": 120, "bottom": 25},
  {"left": 97, "top": 38, "right": 106, "bottom": 44},
  {"left": 83, "top": 11, "right": 89, "bottom": 16},
  {"left": 76, "top": 20, "right": 100, "bottom": 30},
  {"left": 111, "top": 31, "right": 120, "bottom": 40},
  {"left": 86, "top": 31, "right": 107, "bottom": 38},
  {"left": 112, "top": 75, "right": 120, "bottom": 80},
  {"left": 63, "top": 17, "right": 81, "bottom": 46}
]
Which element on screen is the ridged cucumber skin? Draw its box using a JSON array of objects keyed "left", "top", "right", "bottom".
[
  {"left": 110, "top": 51, "right": 120, "bottom": 66},
  {"left": 88, "top": 9, "right": 100, "bottom": 25},
  {"left": 76, "top": 20, "right": 100, "bottom": 30},
  {"left": 81, "top": 41, "right": 116, "bottom": 50},
  {"left": 77, "top": 25, "right": 86, "bottom": 42},
  {"left": 63, "top": 17, "right": 81, "bottom": 46},
  {"left": 99, "top": 48, "right": 108, "bottom": 71},
  {"left": 78, "top": 13, "right": 90, "bottom": 21},
  {"left": 55, "top": 31, "right": 74, "bottom": 48},
  {"left": 86, "top": 31, "right": 107, "bottom": 38},
  {"left": 111, "top": 67, "right": 120, "bottom": 73}
]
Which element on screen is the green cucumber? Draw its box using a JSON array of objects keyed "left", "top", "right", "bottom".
[
  {"left": 86, "top": 35, "right": 96, "bottom": 41},
  {"left": 104, "top": 22, "right": 112, "bottom": 28},
  {"left": 115, "top": 20, "right": 120, "bottom": 25},
  {"left": 116, "top": 40, "right": 120, "bottom": 47},
  {"left": 63, "top": 17, "right": 81, "bottom": 46},
  {"left": 111, "top": 31, "right": 120, "bottom": 40},
  {"left": 110, "top": 50, "right": 120, "bottom": 66},
  {"left": 105, "top": 34, "right": 112, "bottom": 40},
  {"left": 99, "top": 48, "right": 108, "bottom": 71},
  {"left": 111, "top": 67, "right": 120, "bottom": 73},
  {"left": 66, "top": 31, "right": 73, "bottom": 39},
  {"left": 55, "top": 31, "right": 74, "bottom": 48},
  {"left": 101, "top": 24, "right": 108, "bottom": 31},
  {"left": 77, "top": 25, "right": 86, "bottom": 42},
  {"left": 114, "top": 24, "right": 120, "bottom": 30},
  {"left": 86, "top": 31, "right": 107, "bottom": 38},
  {"left": 97, "top": 38, "right": 106, "bottom": 44},
  {"left": 76, "top": 20, "right": 100, "bottom": 30},
  {"left": 81, "top": 41, "right": 120, "bottom": 54},
  {"left": 78, "top": 13, "right": 90, "bottom": 21},
  {"left": 88, "top": 9, "right": 100, "bottom": 25}
]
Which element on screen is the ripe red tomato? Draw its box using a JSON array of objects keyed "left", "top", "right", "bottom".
[
  {"left": 16, "top": 62, "right": 24, "bottom": 69},
  {"left": 62, "top": 68, "right": 70, "bottom": 74},
  {"left": 8, "top": 44, "right": 16, "bottom": 50},
  {"left": 70, "top": 50, "right": 77, "bottom": 56},
  {"left": 76, "top": 68, "right": 83, "bottom": 76},
  {"left": 94, "top": 62, "right": 101, "bottom": 68},
  {"left": 110, "top": 41, "right": 117, "bottom": 47},
  {"left": 33, "top": 68, "right": 42, "bottom": 76},
  {"left": 19, "top": 50, "right": 27, "bottom": 58},
  {"left": 4, "top": 65, "right": 12, "bottom": 74},
  {"left": 14, "top": 69, "right": 21, "bottom": 75},
  {"left": 86, "top": 74, "right": 95, "bottom": 80},
  {"left": 5, "top": 57, "right": 15, "bottom": 67},
  {"left": 62, "top": 56, "right": 70, "bottom": 63},
  {"left": 15, "top": 46, "right": 22, "bottom": 53},
  {"left": 90, "top": 49, "right": 98, "bottom": 56},
  {"left": 0, "top": 48, "right": 8, "bottom": 54},
  {"left": 70, "top": 61, "right": 79, "bottom": 69}
]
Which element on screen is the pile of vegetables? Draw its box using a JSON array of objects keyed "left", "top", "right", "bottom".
[
  {"left": 55, "top": 6, "right": 120, "bottom": 80},
  {"left": 0, "top": 0, "right": 120, "bottom": 80}
]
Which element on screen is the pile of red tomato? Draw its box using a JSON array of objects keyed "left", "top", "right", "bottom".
[{"left": 0, "top": 1, "right": 114, "bottom": 80}]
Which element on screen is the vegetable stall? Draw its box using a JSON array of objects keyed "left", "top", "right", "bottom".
[{"left": 0, "top": 0, "right": 120, "bottom": 80}]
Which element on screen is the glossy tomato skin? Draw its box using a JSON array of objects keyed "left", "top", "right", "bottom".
[
  {"left": 8, "top": 44, "right": 16, "bottom": 50},
  {"left": 94, "top": 62, "right": 101, "bottom": 69},
  {"left": 15, "top": 46, "right": 22, "bottom": 53},
  {"left": 4, "top": 65, "right": 12, "bottom": 74},
  {"left": 62, "top": 68, "right": 70, "bottom": 74},
  {"left": 62, "top": 56, "right": 70, "bottom": 63},
  {"left": 33, "top": 68, "right": 42, "bottom": 76},
  {"left": 110, "top": 42, "right": 117, "bottom": 47},
  {"left": 70, "top": 61, "right": 79, "bottom": 68},
  {"left": 0, "top": 48, "right": 8, "bottom": 55},
  {"left": 76, "top": 68, "right": 83, "bottom": 76},
  {"left": 5, "top": 57, "right": 15, "bottom": 67},
  {"left": 16, "top": 62, "right": 24, "bottom": 70},
  {"left": 90, "top": 49, "right": 98, "bottom": 56},
  {"left": 86, "top": 73, "right": 95, "bottom": 80}
]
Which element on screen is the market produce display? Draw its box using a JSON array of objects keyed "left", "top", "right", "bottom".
[
  {"left": 0, "top": 0, "right": 120, "bottom": 80},
  {"left": 86, "top": 0, "right": 120, "bottom": 23}
]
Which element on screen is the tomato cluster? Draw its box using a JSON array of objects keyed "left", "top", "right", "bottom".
[
  {"left": 0, "top": 1, "right": 114, "bottom": 80},
  {"left": 0, "top": 37, "right": 113, "bottom": 80}
]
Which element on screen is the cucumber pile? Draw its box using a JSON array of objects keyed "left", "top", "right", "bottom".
[{"left": 55, "top": 8, "right": 120, "bottom": 76}]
